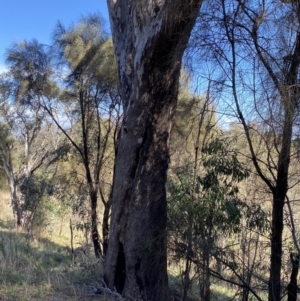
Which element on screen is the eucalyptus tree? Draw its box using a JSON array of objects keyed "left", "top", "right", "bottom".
[
  {"left": 169, "top": 134, "right": 251, "bottom": 301},
  {"left": 104, "top": 1, "right": 203, "bottom": 300},
  {"left": 46, "top": 14, "right": 120, "bottom": 257},
  {"left": 168, "top": 89, "right": 267, "bottom": 300},
  {"left": 192, "top": 0, "right": 300, "bottom": 300}
]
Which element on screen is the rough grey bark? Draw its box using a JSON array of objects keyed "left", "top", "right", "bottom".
[{"left": 104, "top": 1, "right": 203, "bottom": 300}]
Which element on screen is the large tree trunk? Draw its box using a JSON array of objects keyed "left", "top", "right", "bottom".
[{"left": 104, "top": 1, "right": 202, "bottom": 300}]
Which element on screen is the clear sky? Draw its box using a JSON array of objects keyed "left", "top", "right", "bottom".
[{"left": 0, "top": 0, "right": 110, "bottom": 69}]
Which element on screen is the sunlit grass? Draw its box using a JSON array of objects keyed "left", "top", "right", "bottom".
[
  {"left": 0, "top": 191, "right": 106, "bottom": 301},
  {"left": 210, "top": 284, "right": 237, "bottom": 300},
  {"left": 0, "top": 191, "right": 14, "bottom": 229},
  {"left": 0, "top": 230, "right": 104, "bottom": 300},
  {"left": 168, "top": 259, "right": 238, "bottom": 301}
]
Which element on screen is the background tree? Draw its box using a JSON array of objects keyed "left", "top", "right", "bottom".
[
  {"left": 45, "top": 14, "right": 120, "bottom": 257},
  {"left": 191, "top": 0, "right": 300, "bottom": 300},
  {"left": 168, "top": 83, "right": 216, "bottom": 300},
  {"left": 0, "top": 48, "right": 65, "bottom": 229},
  {"left": 167, "top": 88, "right": 268, "bottom": 300}
]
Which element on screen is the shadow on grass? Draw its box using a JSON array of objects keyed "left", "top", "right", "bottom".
[
  {"left": 0, "top": 227, "right": 103, "bottom": 301},
  {"left": 168, "top": 273, "right": 236, "bottom": 301},
  {"left": 0, "top": 224, "right": 236, "bottom": 301}
]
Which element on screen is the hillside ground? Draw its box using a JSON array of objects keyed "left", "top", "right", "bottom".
[
  {"left": 0, "top": 190, "right": 237, "bottom": 301},
  {"left": 0, "top": 190, "right": 107, "bottom": 301}
]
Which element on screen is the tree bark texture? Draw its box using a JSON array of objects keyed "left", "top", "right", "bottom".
[{"left": 104, "top": 1, "right": 202, "bottom": 300}]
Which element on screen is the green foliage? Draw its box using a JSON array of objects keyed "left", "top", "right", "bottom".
[
  {"left": 5, "top": 39, "right": 55, "bottom": 104},
  {"left": 53, "top": 13, "right": 117, "bottom": 91},
  {"left": 20, "top": 175, "right": 54, "bottom": 211},
  {"left": 18, "top": 175, "right": 55, "bottom": 232},
  {"left": 168, "top": 138, "right": 249, "bottom": 246},
  {"left": 244, "top": 203, "right": 269, "bottom": 232},
  {"left": 168, "top": 134, "right": 270, "bottom": 298},
  {"left": 199, "top": 138, "right": 249, "bottom": 211}
]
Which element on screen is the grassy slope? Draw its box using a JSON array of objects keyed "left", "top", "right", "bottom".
[
  {"left": 0, "top": 190, "right": 238, "bottom": 301},
  {"left": 0, "top": 191, "right": 107, "bottom": 301}
]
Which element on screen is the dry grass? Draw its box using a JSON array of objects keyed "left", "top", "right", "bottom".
[
  {"left": 0, "top": 190, "right": 240, "bottom": 301},
  {"left": 0, "top": 190, "right": 108, "bottom": 301}
]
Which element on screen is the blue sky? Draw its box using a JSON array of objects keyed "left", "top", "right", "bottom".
[{"left": 0, "top": 0, "right": 109, "bottom": 69}]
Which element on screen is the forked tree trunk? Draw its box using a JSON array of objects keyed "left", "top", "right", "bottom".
[{"left": 104, "top": 1, "right": 202, "bottom": 300}]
